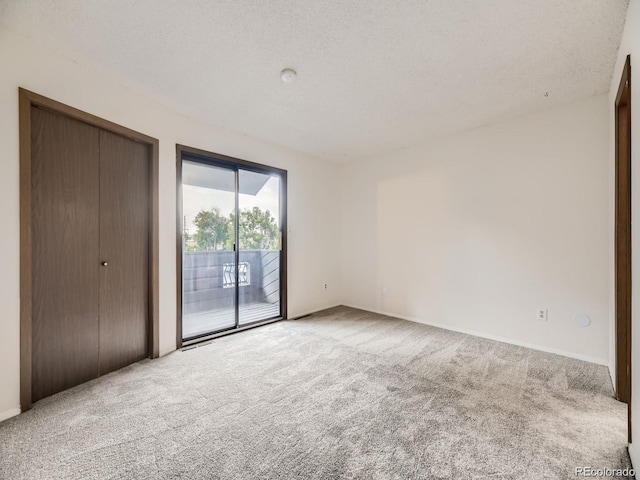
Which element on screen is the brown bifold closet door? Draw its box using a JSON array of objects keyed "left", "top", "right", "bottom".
[
  {"left": 98, "top": 130, "right": 150, "bottom": 375},
  {"left": 30, "top": 106, "right": 150, "bottom": 402},
  {"left": 31, "top": 106, "right": 101, "bottom": 402}
]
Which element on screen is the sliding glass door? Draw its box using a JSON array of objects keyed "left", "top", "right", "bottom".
[
  {"left": 179, "top": 147, "right": 286, "bottom": 344},
  {"left": 238, "top": 169, "right": 282, "bottom": 325},
  {"left": 181, "top": 161, "right": 237, "bottom": 339}
]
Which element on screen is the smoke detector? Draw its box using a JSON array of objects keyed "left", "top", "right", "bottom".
[{"left": 281, "top": 69, "right": 297, "bottom": 83}]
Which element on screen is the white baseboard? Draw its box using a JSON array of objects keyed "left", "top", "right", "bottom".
[
  {"left": 629, "top": 443, "right": 637, "bottom": 470},
  {"left": 289, "top": 304, "right": 342, "bottom": 320},
  {"left": 609, "top": 361, "right": 616, "bottom": 394},
  {"left": 0, "top": 407, "right": 21, "bottom": 423},
  {"left": 343, "top": 304, "right": 609, "bottom": 366},
  {"left": 159, "top": 346, "right": 176, "bottom": 357}
]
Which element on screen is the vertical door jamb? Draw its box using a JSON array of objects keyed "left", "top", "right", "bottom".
[{"left": 614, "top": 55, "right": 632, "bottom": 443}]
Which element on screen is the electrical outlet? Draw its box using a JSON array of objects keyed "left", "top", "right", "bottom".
[
  {"left": 536, "top": 308, "right": 547, "bottom": 321},
  {"left": 323, "top": 283, "right": 328, "bottom": 290},
  {"left": 382, "top": 286, "right": 388, "bottom": 296}
]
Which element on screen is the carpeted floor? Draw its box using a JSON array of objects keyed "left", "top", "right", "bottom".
[{"left": 0, "top": 306, "right": 631, "bottom": 479}]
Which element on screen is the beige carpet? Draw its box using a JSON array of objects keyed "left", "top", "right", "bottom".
[{"left": 0, "top": 306, "right": 631, "bottom": 479}]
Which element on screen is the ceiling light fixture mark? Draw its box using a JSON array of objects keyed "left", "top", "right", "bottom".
[{"left": 281, "top": 69, "right": 297, "bottom": 83}]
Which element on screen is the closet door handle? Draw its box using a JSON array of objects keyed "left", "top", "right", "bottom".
[{"left": 101, "top": 261, "right": 108, "bottom": 266}]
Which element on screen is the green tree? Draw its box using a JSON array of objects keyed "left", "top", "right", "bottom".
[
  {"left": 225, "top": 207, "right": 279, "bottom": 250},
  {"left": 193, "top": 207, "right": 230, "bottom": 251}
]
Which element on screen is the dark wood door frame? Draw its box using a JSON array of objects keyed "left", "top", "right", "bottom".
[
  {"left": 614, "top": 56, "right": 632, "bottom": 442},
  {"left": 19, "top": 88, "right": 160, "bottom": 411},
  {"left": 175, "top": 144, "right": 288, "bottom": 349}
]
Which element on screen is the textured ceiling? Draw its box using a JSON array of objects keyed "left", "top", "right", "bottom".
[{"left": 0, "top": 0, "right": 629, "bottom": 162}]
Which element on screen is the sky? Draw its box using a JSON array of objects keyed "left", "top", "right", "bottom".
[{"left": 182, "top": 175, "right": 281, "bottom": 236}]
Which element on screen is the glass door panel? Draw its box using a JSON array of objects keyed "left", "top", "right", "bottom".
[
  {"left": 238, "top": 169, "right": 281, "bottom": 325},
  {"left": 181, "top": 160, "right": 237, "bottom": 340}
]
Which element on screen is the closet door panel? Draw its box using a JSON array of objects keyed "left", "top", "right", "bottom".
[
  {"left": 98, "top": 130, "right": 150, "bottom": 375},
  {"left": 31, "top": 106, "right": 101, "bottom": 402}
]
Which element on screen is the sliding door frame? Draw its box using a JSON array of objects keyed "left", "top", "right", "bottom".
[
  {"left": 19, "top": 88, "right": 160, "bottom": 411},
  {"left": 176, "top": 144, "right": 288, "bottom": 348}
]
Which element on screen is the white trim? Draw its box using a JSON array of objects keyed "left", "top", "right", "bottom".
[
  {"left": 159, "top": 346, "right": 176, "bottom": 357},
  {"left": 629, "top": 444, "right": 637, "bottom": 471},
  {"left": 343, "top": 304, "right": 609, "bottom": 366},
  {"left": 0, "top": 408, "right": 20, "bottom": 423},
  {"left": 290, "top": 304, "right": 342, "bottom": 320},
  {"left": 609, "top": 361, "right": 617, "bottom": 394}
]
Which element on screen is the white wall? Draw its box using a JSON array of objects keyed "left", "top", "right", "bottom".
[
  {"left": 339, "top": 94, "right": 610, "bottom": 364},
  {"left": 0, "top": 17, "right": 619, "bottom": 426},
  {"left": 609, "top": 0, "right": 640, "bottom": 465},
  {"left": 0, "top": 26, "right": 341, "bottom": 421}
]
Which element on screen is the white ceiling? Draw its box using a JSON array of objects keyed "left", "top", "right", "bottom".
[{"left": 0, "top": 0, "right": 629, "bottom": 162}]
